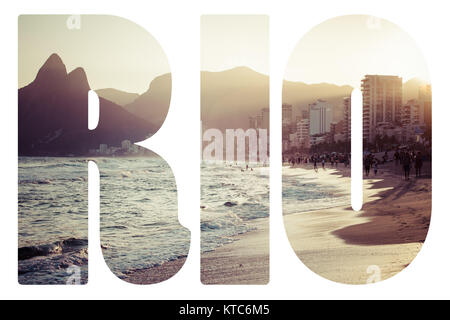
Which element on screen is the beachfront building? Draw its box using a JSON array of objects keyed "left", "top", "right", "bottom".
[
  {"left": 295, "top": 119, "right": 310, "bottom": 149},
  {"left": 309, "top": 99, "right": 332, "bottom": 135},
  {"left": 361, "top": 75, "right": 403, "bottom": 143},
  {"left": 282, "top": 103, "right": 293, "bottom": 126},
  {"left": 343, "top": 96, "right": 351, "bottom": 143},
  {"left": 419, "top": 84, "right": 432, "bottom": 129},
  {"left": 402, "top": 99, "right": 421, "bottom": 128},
  {"left": 401, "top": 99, "right": 427, "bottom": 143},
  {"left": 300, "top": 109, "right": 309, "bottom": 120}
]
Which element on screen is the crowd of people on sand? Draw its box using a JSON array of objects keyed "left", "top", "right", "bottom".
[
  {"left": 284, "top": 152, "right": 351, "bottom": 172},
  {"left": 285, "top": 145, "right": 429, "bottom": 181},
  {"left": 364, "top": 147, "right": 426, "bottom": 180}
]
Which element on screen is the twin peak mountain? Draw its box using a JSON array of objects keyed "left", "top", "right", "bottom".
[{"left": 18, "top": 53, "right": 170, "bottom": 156}]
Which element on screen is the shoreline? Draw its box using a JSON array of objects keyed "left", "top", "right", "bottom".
[
  {"left": 285, "top": 161, "right": 431, "bottom": 284},
  {"left": 123, "top": 219, "right": 269, "bottom": 285},
  {"left": 125, "top": 161, "right": 430, "bottom": 285}
]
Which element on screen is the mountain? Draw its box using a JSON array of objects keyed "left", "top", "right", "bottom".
[
  {"left": 200, "top": 66, "right": 352, "bottom": 131},
  {"left": 124, "top": 73, "right": 171, "bottom": 130},
  {"left": 18, "top": 53, "right": 155, "bottom": 156},
  {"left": 201, "top": 67, "right": 269, "bottom": 131},
  {"left": 95, "top": 88, "right": 139, "bottom": 106},
  {"left": 282, "top": 80, "right": 353, "bottom": 122}
]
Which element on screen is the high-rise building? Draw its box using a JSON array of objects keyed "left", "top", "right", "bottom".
[
  {"left": 282, "top": 103, "right": 293, "bottom": 126},
  {"left": 309, "top": 99, "right": 332, "bottom": 135},
  {"left": 301, "top": 109, "right": 309, "bottom": 120},
  {"left": 361, "top": 75, "right": 402, "bottom": 143},
  {"left": 402, "top": 99, "right": 421, "bottom": 128},
  {"left": 296, "top": 119, "right": 310, "bottom": 149},
  {"left": 419, "top": 84, "right": 432, "bottom": 129},
  {"left": 343, "top": 97, "right": 351, "bottom": 143}
]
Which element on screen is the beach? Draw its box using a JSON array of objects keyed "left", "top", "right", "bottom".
[
  {"left": 125, "top": 161, "right": 430, "bottom": 285},
  {"left": 285, "top": 161, "right": 431, "bottom": 284}
]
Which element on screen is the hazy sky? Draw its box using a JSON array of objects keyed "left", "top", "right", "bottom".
[
  {"left": 19, "top": 15, "right": 170, "bottom": 94},
  {"left": 201, "top": 15, "right": 269, "bottom": 74},
  {"left": 284, "top": 15, "right": 430, "bottom": 87}
]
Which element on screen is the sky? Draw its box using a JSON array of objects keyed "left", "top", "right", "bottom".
[
  {"left": 201, "top": 15, "right": 269, "bottom": 74},
  {"left": 18, "top": 15, "right": 170, "bottom": 94},
  {"left": 284, "top": 15, "right": 430, "bottom": 88}
]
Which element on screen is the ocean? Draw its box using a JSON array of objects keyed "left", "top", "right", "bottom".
[
  {"left": 200, "top": 162, "right": 270, "bottom": 252},
  {"left": 282, "top": 166, "right": 351, "bottom": 215},
  {"left": 18, "top": 156, "right": 188, "bottom": 284},
  {"left": 18, "top": 158, "right": 347, "bottom": 284}
]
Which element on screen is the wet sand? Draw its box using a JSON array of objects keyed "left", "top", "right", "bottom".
[{"left": 200, "top": 219, "right": 269, "bottom": 285}]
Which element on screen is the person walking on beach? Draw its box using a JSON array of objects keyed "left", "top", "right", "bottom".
[
  {"left": 313, "top": 157, "right": 318, "bottom": 172},
  {"left": 322, "top": 158, "right": 326, "bottom": 170},
  {"left": 402, "top": 152, "right": 412, "bottom": 180},
  {"left": 382, "top": 151, "right": 388, "bottom": 164},
  {"left": 415, "top": 151, "right": 423, "bottom": 177},
  {"left": 364, "top": 156, "right": 371, "bottom": 177},
  {"left": 374, "top": 161, "right": 378, "bottom": 175},
  {"left": 394, "top": 150, "right": 400, "bottom": 166}
]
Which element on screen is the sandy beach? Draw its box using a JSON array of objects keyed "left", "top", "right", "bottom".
[
  {"left": 124, "top": 161, "right": 430, "bottom": 285},
  {"left": 285, "top": 161, "right": 431, "bottom": 284}
]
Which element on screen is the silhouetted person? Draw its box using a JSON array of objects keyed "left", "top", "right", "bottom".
[
  {"left": 394, "top": 150, "right": 400, "bottom": 166},
  {"left": 364, "top": 156, "right": 371, "bottom": 177},
  {"left": 403, "top": 152, "right": 411, "bottom": 180},
  {"left": 415, "top": 152, "right": 423, "bottom": 177},
  {"left": 382, "top": 151, "right": 388, "bottom": 164}
]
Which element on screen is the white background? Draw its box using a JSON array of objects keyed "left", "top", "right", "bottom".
[{"left": 1, "top": 0, "right": 449, "bottom": 300}]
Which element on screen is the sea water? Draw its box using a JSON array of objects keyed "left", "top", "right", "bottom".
[{"left": 18, "top": 158, "right": 346, "bottom": 284}]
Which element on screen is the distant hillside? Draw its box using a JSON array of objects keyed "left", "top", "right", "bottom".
[
  {"left": 200, "top": 66, "right": 353, "bottom": 130},
  {"left": 96, "top": 88, "right": 139, "bottom": 106},
  {"left": 201, "top": 67, "right": 269, "bottom": 131},
  {"left": 18, "top": 53, "right": 154, "bottom": 156},
  {"left": 283, "top": 80, "right": 353, "bottom": 122},
  {"left": 124, "top": 73, "right": 171, "bottom": 130}
]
